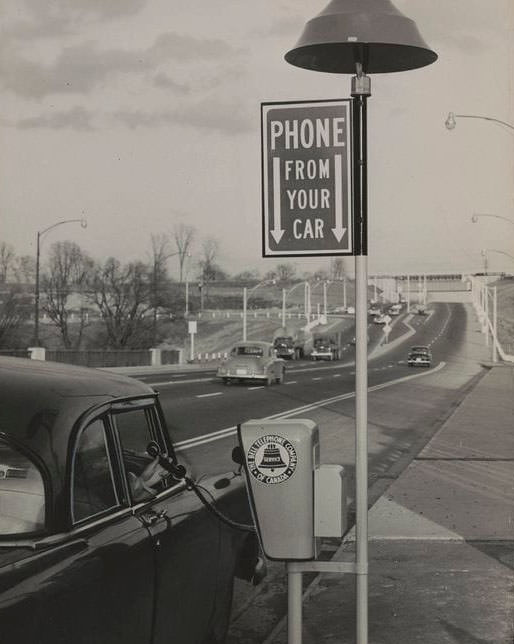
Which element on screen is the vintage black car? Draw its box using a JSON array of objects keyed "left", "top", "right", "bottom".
[{"left": 0, "top": 357, "right": 259, "bottom": 644}]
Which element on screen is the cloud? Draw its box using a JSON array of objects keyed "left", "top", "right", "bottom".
[
  {"left": 1, "top": 32, "right": 239, "bottom": 99},
  {"left": 112, "top": 100, "right": 253, "bottom": 135},
  {"left": 17, "top": 106, "right": 94, "bottom": 130},
  {"left": 153, "top": 73, "right": 191, "bottom": 94},
  {"left": 150, "top": 32, "right": 237, "bottom": 62}
]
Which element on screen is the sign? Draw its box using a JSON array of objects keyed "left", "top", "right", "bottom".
[
  {"left": 247, "top": 434, "right": 298, "bottom": 485},
  {"left": 188, "top": 320, "right": 197, "bottom": 334},
  {"left": 262, "top": 99, "right": 353, "bottom": 257}
]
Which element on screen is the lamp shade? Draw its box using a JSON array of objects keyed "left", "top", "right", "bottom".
[{"left": 285, "top": 0, "right": 437, "bottom": 74}]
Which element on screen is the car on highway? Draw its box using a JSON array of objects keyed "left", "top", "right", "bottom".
[
  {"left": 368, "top": 306, "right": 381, "bottom": 316},
  {"left": 407, "top": 345, "right": 432, "bottom": 367},
  {"left": 373, "top": 314, "right": 388, "bottom": 324},
  {"left": 310, "top": 338, "right": 340, "bottom": 361},
  {"left": 0, "top": 357, "right": 261, "bottom": 644},
  {"left": 218, "top": 341, "right": 285, "bottom": 385}
]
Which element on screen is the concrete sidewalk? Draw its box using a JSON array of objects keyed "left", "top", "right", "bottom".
[{"left": 270, "top": 364, "right": 514, "bottom": 643}]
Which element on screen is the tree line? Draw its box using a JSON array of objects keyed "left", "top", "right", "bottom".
[{"left": 0, "top": 227, "right": 346, "bottom": 351}]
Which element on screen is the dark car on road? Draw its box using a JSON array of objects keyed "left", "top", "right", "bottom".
[
  {"left": 0, "top": 357, "right": 260, "bottom": 644},
  {"left": 407, "top": 345, "right": 432, "bottom": 367}
]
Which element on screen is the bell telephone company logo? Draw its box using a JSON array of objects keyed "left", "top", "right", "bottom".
[{"left": 247, "top": 434, "right": 297, "bottom": 484}]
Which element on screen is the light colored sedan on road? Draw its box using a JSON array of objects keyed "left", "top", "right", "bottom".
[{"left": 217, "top": 341, "right": 285, "bottom": 385}]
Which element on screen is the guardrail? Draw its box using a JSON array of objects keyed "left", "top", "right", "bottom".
[{"left": 467, "top": 275, "right": 514, "bottom": 363}]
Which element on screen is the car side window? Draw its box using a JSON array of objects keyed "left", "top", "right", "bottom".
[
  {"left": 72, "top": 419, "right": 120, "bottom": 523},
  {"left": 0, "top": 439, "right": 45, "bottom": 535},
  {"left": 114, "top": 407, "right": 175, "bottom": 502}
]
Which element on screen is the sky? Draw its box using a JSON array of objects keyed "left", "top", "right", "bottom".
[{"left": 1, "top": 0, "right": 513, "bottom": 279}]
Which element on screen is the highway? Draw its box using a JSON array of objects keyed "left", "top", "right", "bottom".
[
  {"left": 132, "top": 301, "right": 476, "bottom": 640},
  {"left": 132, "top": 302, "right": 466, "bottom": 477}
]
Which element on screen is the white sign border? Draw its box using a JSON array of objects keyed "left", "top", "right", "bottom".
[{"left": 261, "top": 99, "right": 353, "bottom": 257}]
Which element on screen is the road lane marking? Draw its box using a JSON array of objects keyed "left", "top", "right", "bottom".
[
  {"left": 196, "top": 392, "right": 223, "bottom": 398},
  {"left": 312, "top": 377, "right": 322, "bottom": 381},
  {"left": 286, "top": 381, "right": 297, "bottom": 385},
  {"left": 176, "top": 361, "right": 446, "bottom": 452},
  {"left": 248, "top": 386, "right": 265, "bottom": 390},
  {"left": 147, "top": 376, "right": 214, "bottom": 387}
]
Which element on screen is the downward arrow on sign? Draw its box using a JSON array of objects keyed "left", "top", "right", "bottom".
[
  {"left": 332, "top": 154, "right": 346, "bottom": 242},
  {"left": 271, "top": 157, "right": 285, "bottom": 244}
]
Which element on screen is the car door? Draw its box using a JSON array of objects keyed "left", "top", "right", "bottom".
[{"left": 112, "top": 403, "right": 221, "bottom": 644}]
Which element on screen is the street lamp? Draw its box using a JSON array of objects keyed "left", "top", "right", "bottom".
[
  {"left": 34, "top": 218, "right": 87, "bottom": 346},
  {"left": 471, "top": 212, "right": 514, "bottom": 227},
  {"left": 285, "top": 2, "right": 436, "bottom": 642},
  {"left": 445, "top": 112, "right": 514, "bottom": 132},
  {"left": 481, "top": 248, "right": 514, "bottom": 273},
  {"left": 242, "top": 279, "right": 276, "bottom": 341},
  {"left": 281, "top": 281, "right": 305, "bottom": 327}
]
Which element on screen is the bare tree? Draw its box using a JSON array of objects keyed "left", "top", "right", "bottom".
[
  {"left": 173, "top": 223, "right": 195, "bottom": 282},
  {"left": 0, "top": 242, "right": 15, "bottom": 283},
  {"left": 149, "top": 233, "right": 173, "bottom": 344},
  {"left": 275, "top": 263, "right": 297, "bottom": 282},
  {"left": 41, "top": 241, "right": 93, "bottom": 349},
  {"left": 14, "top": 255, "right": 36, "bottom": 284},
  {"left": 0, "top": 285, "right": 31, "bottom": 347},
  {"left": 88, "top": 258, "right": 152, "bottom": 348},
  {"left": 329, "top": 258, "right": 345, "bottom": 281}
]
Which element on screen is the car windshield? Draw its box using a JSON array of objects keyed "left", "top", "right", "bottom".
[
  {"left": 234, "top": 346, "right": 264, "bottom": 357},
  {"left": 410, "top": 347, "right": 429, "bottom": 353}
]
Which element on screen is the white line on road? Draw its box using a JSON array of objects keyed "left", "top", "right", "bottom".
[
  {"left": 286, "top": 381, "right": 297, "bottom": 385},
  {"left": 196, "top": 392, "right": 223, "bottom": 399},
  {"left": 248, "top": 386, "right": 265, "bottom": 390}
]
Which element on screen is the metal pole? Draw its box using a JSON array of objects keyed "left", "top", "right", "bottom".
[
  {"left": 282, "top": 288, "right": 286, "bottom": 327},
  {"left": 323, "top": 281, "right": 328, "bottom": 317},
  {"left": 485, "top": 282, "right": 490, "bottom": 346},
  {"left": 352, "top": 68, "right": 369, "bottom": 644},
  {"left": 243, "top": 287, "right": 247, "bottom": 341},
  {"left": 34, "top": 231, "right": 41, "bottom": 346},
  {"left": 287, "top": 565, "right": 303, "bottom": 644},
  {"left": 407, "top": 274, "right": 410, "bottom": 313},
  {"left": 190, "top": 331, "right": 195, "bottom": 362},
  {"left": 185, "top": 281, "right": 189, "bottom": 317},
  {"left": 343, "top": 276, "right": 347, "bottom": 310},
  {"left": 493, "top": 286, "right": 498, "bottom": 362}
]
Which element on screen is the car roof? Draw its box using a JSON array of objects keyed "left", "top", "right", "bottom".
[
  {"left": 0, "top": 358, "right": 155, "bottom": 505},
  {"left": 410, "top": 346, "right": 430, "bottom": 351}
]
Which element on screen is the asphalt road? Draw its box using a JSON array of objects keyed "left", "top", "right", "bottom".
[{"left": 131, "top": 302, "right": 464, "bottom": 477}]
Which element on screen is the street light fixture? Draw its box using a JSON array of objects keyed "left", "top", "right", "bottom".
[
  {"left": 445, "top": 112, "right": 514, "bottom": 132},
  {"left": 471, "top": 212, "right": 514, "bottom": 227},
  {"left": 34, "top": 218, "right": 87, "bottom": 346},
  {"left": 481, "top": 248, "right": 514, "bottom": 272}
]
